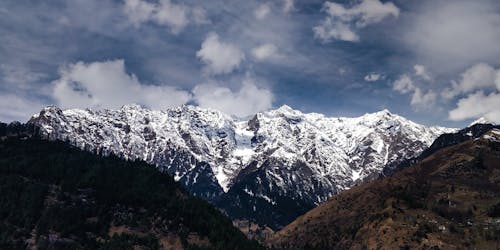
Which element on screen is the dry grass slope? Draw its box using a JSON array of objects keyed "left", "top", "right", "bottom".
[{"left": 270, "top": 129, "right": 500, "bottom": 250}]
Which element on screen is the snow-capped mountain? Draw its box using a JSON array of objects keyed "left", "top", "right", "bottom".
[
  {"left": 28, "top": 104, "right": 455, "bottom": 228},
  {"left": 469, "top": 117, "right": 496, "bottom": 126}
]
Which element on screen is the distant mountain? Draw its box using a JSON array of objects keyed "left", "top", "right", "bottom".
[
  {"left": 0, "top": 130, "right": 261, "bottom": 249},
  {"left": 269, "top": 127, "right": 500, "bottom": 249},
  {"left": 469, "top": 117, "right": 495, "bottom": 127},
  {"left": 384, "top": 123, "right": 500, "bottom": 176},
  {"left": 27, "top": 104, "right": 455, "bottom": 229}
]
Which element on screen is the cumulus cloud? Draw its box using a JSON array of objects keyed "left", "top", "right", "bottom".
[
  {"left": 50, "top": 59, "right": 274, "bottom": 118},
  {"left": 410, "top": 88, "right": 437, "bottom": 110},
  {"left": 196, "top": 32, "right": 245, "bottom": 75},
  {"left": 405, "top": 0, "right": 500, "bottom": 73},
  {"left": 52, "top": 59, "right": 191, "bottom": 110},
  {"left": 393, "top": 74, "right": 415, "bottom": 94},
  {"left": 123, "top": 0, "right": 207, "bottom": 34},
  {"left": 449, "top": 91, "right": 500, "bottom": 123},
  {"left": 254, "top": 3, "right": 271, "bottom": 20},
  {"left": 393, "top": 74, "right": 436, "bottom": 110},
  {"left": 447, "top": 63, "right": 500, "bottom": 123},
  {"left": 413, "top": 64, "right": 431, "bottom": 81},
  {"left": 442, "top": 63, "right": 500, "bottom": 99},
  {"left": 252, "top": 43, "right": 278, "bottom": 61},
  {"left": 314, "top": 0, "right": 399, "bottom": 42},
  {"left": 192, "top": 78, "right": 273, "bottom": 117},
  {"left": 364, "top": 73, "right": 381, "bottom": 82},
  {"left": 314, "top": 21, "right": 359, "bottom": 42}
]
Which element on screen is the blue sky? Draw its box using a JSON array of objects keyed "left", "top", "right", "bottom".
[{"left": 1, "top": 0, "right": 500, "bottom": 127}]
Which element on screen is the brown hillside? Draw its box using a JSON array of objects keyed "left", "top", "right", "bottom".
[{"left": 269, "top": 129, "right": 500, "bottom": 250}]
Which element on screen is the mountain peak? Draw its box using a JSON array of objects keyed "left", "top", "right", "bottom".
[
  {"left": 31, "top": 105, "right": 63, "bottom": 119},
  {"left": 267, "top": 104, "right": 303, "bottom": 117},
  {"left": 276, "top": 104, "right": 294, "bottom": 111},
  {"left": 27, "top": 104, "right": 456, "bottom": 229},
  {"left": 274, "top": 104, "right": 297, "bottom": 113},
  {"left": 120, "top": 103, "right": 145, "bottom": 111},
  {"left": 41, "top": 105, "right": 63, "bottom": 113},
  {"left": 372, "top": 108, "right": 394, "bottom": 117},
  {"left": 469, "top": 117, "right": 494, "bottom": 126},
  {"left": 270, "top": 124, "right": 500, "bottom": 249},
  {"left": 356, "top": 109, "right": 398, "bottom": 124}
]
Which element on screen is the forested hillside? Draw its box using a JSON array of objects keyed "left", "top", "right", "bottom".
[{"left": 0, "top": 133, "right": 261, "bottom": 249}]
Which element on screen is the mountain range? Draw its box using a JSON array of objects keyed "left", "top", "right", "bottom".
[
  {"left": 270, "top": 124, "right": 500, "bottom": 249},
  {"left": 26, "top": 104, "right": 455, "bottom": 229}
]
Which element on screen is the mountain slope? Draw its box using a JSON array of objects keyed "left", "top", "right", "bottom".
[
  {"left": 270, "top": 127, "right": 500, "bottom": 249},
  {"left": 384, "top": 123, "right": 500, "bottom": 176},
  {"left": 0, "top": 130, "right": 261, "bottom": 249},
  {"left": 27, "top": 104, "right": 454, "bottom": 229}
]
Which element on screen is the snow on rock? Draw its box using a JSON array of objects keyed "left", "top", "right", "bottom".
[
  {"left": 28, "top": 104, "right": 456, "bottom": 207},
  {"left": 469, "top": 117, "right": 495, "bottom": 126}
]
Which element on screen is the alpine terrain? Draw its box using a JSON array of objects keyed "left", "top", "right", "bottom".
[
  {"left": 270, "top": 124, "right": 500, "bottom": 249},
  {"left": 27, "top": 104, "right": 455, "bottom": 229}
]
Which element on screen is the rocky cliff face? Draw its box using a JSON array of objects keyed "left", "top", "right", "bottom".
[
  {"left": 28, "top": 104, "right": 455, "bottom": 228},
  {"left": 270, "top": 127, "right": 500, "bottom": 249}
]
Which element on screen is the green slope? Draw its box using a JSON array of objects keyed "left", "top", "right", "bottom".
[{"left": 0, "top": 137, "right": 262, "bottom": 250}]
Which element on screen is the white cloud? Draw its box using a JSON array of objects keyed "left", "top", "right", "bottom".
[
  {"left": 0, "top": 93, "right": 47, "bottom": 122},
  {"left": 196, "top": 32, "right": 245, "bottom": 75},
  {"left": 123, "top": 0, "right": 156, "bottom": 25},
  {"left": 314, "top": 21, "right": 359, "bottom": 42},
  {"left": 393, "top": 74, "right": 436, "bottom": 110},
  {"left": 254, "top": 3, "right": 271, "bottom": 20},
  {"left": 192, "top": 78, "right": 273, "bottom": 117},
  {"left": 252, "top": 43, "right": 278, "bottom": 61},
  {"left": 49, "top": 59, "right": 275, "bottom": 118},
  {"left": 393, "top": 74, "right": 415, "bottom": 94},
  {"left": 283, "top": 0, "right": 295, "bottom": 13},
  {"left": 154, "top": 0, "right": 189, "bottom": 33},
  {"left": 442, "top": 63, "right": 499, "bottom": 99},
  {"left": 410, "top": 88, "right": 437, "bottom": 110},
  {"left": 314, "top": 0, "right": 399, "bottom": 42},
  {"left": 405, "top": 0, "right": 500, "bottom": 73},
  {"left": 364, "top": 72, "right": 381, "bottom": 82},
  {"left": 447, "top": 63, "right": 500, "bottom": 123},
  {"left": 449, "top": 91, "right": 500, "bottom": 123},
  {"left": 123, "top": 0, "right": 207, "bottom": 34},
  {"left": 413, "top": 64, "right": 431, "bottom": 81},
  {"left": 52, "top": 59, "right": 191, "bottom": 110}
]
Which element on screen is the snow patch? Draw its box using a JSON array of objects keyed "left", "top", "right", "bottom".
[
  {"left": 483, "top": 135, "right": 494, "bottom": 140},
  {"left": 29, "top": 104, "right": 456, "bottom": 208},
  {"left": 215, "top": 168, "right": 231, "bottom": 192},
  {"left": 257, "top": 194, "right": 276, "bottom": 205},
  {"left": 232, "top": 122, "right": 256, "bottom": 164},
  {"left": 352, "top": 169, "right": 362, "bottom": 181}
]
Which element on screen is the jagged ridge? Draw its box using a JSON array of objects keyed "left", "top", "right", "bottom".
[
  {"left": 269, "top": 128, "right": 500, "bottom": 249},
  {"left": 27, "top": 104, "right": 455, "bottom": 228}
]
